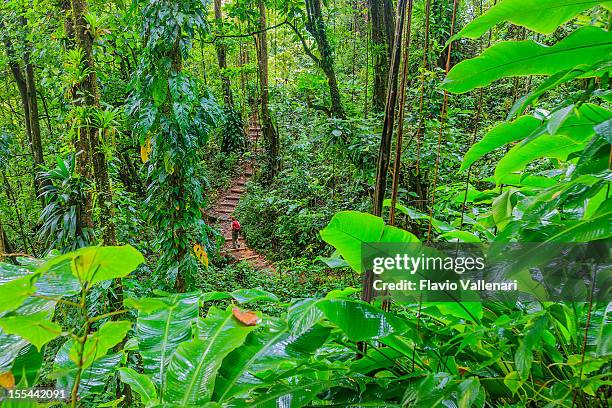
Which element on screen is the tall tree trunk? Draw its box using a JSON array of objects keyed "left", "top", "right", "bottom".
[
  {"left": 71, "top": 0, "right": 116, "bottom": 246},
  {"left": 2, "top": 21, "right": 47, "bottom": 202},
  {"left": 366, "top": 0, "right": 408, "bottom": 310},
  {"left": 369, "top": 0, "right": 395, "bottom": 112},
  {"left": 304, "top": 0, "right": 345, "bottom": 119},
  {"left": 372, "top": 0, "right": 408, "bottom": 218},
  {"left": 0, "top": 217, "right": 11, "bottom": 261},
  {"left": 24, "top": 50, "right": 48, "bottom": 194},
  {"left": 257, "top": 0, "right": 280, "bottom": 180},
  {"left": 214, "top": 0, "right": 234, "bottom": 107}
]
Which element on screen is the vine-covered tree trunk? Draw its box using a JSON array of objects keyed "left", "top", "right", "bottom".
[
  {"left": 304, "top": 0, "right": 345, "bottom": 119},
  {"left": 70, "top": 0, "right": 116, "bottom": 246},
  {"left": 257, "top": 0, "right": 280, "bottom": 180},
  {"left": 369, "top": 0, "right": 395, "bottom": 112}
]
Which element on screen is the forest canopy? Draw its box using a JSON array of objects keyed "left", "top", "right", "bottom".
[{"left": 0, "top": 0, "right": 611, "bottom": 406}]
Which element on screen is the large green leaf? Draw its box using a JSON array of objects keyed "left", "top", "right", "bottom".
[
  {"left": 315, "top": 299, "right": 407, "bottom": 342},
  {"left": 0, "top": 275, "right": 35, "bottom": 314},
  {"left": 39, "top": 245, "right": 144, "bottom": 286},
  {"left": 442, "top": 26, "right": 612, "bottom": 94},
  {"left": 0, "top": 311, "right": 61, "bottom": 351},
  {"left": 69, "top": 320, "right": 131, "bottom": 370},
  {"left": 53, "top": 340, "right": 123, "bottom": 397},
  {"left": 509, "top": 61, "right": 612, "bottom": 119},
  {"left": 544, "top": 198, "right": 612, "bottom": 242},
  {"left": 118, "top": 367, "right": 158, "bottom": 406},
  {"left": 454, "top": 0, "right": 612, "bottom": 39},
  {"left": 495, "top": 105, "right": 611, "bottom": 184},
  {"left": 286, "top": 298, "right": 325, "bottom": 336},
  {"left": 231, "top": 375, "right": 338, "bottom": 408},
  {"left": 0, "top": 259, "right": 78, "bottom": 372},
  {"left": 515, "top": 315, "right": 547, "bottom": 380},
  {"left": 214, "top": 317, "right": 329, "bottom": 402},
  {"left": 162, "top": 307, "right": 256, "bottom": 406},
  {"left": 130, "top": 292, "right": 199, "bottom": 395},
  {"left": 11, "top": 345, "right": 43, "bottom": 387},
  {"left": 320, "top": 211, "right": 385, "bottom": 273},
  {"left": 201, "top": 288, "right": 279, "bottom": 304},
  {"left": 460, "top": 116, "right": 541, "bottom": 171},
  {"left": 320, "top": 211, "right": 419, "bottom": 273}
]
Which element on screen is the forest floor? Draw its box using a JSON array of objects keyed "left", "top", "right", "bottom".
[{"left": 208, "top": 119, "right": 274, "bottom": 271}]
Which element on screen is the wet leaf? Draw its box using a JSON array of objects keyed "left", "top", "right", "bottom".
[{"left": 232, "top": 308, "right": 260, "bottom": 326}]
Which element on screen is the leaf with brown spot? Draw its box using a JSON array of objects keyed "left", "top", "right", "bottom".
[
  {"left": 232, "top": 308, "right": 260, "bottom": 326},
  {"left": 0, "top": 371, "right": 14, "bottom": 389},
  {"left": 193, "top": 244, "right": 209, "bottom": 268}
]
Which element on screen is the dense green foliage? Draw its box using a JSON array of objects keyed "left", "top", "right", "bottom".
[{"left": 0, "top": 0, "right": 610, "bottom": 406}]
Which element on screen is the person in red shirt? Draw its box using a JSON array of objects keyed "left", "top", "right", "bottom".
[{"left": 230, "top": 216, "right": 241, "bottom": 249}]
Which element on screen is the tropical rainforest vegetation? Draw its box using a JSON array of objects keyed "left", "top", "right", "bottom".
[{"left": 0, "top": 0, "right": 611, "bottom": 406}]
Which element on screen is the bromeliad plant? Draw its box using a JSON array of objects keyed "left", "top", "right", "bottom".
[{"left": 38, "top": 156, "right": 96, "bottom": 252}]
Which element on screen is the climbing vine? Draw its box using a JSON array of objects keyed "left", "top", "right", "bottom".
[{"left": 128, "top": 0, "right": 221, "bottom": 289}]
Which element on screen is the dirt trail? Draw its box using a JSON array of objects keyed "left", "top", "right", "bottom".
[{"left": 208, "top": 118, "right": 273, "bottom": 271}]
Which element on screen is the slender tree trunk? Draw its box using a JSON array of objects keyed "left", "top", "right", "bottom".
[
  {"left": 0, "top": 217, "right": 11, "bottom": 261},
  {"left": 372, "top": 0, "right": 408, "bottom": 218},
  {"left": 389, "top": 0, "right": 413, "bottom": 225},
  {"left": 71, "top": 0, "right": 116, "bottom": 246},
  {"left": 24, "top": 51, "right": 48, "bottom": 193},
  {"left": 2, "top": 22, "right": 47, "bottom": 201},
  {"left": 257, "top": 0, "right": 280, "bottom": 180},
  {"left": 369, "top": 0, "right": 395, "bottom": 111},
  {"left": 214, "top": 0, "right": 234, "bottom": 107},
  {"left": 304, "top": 0, "right": 345, "bottom": 119}
]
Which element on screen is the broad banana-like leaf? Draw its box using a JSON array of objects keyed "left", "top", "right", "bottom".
[
  {"left": 202, "top": 288, "right": 279, "bottom": 304},
  {"left": 543, "top": 199, "right": 612, "bottom": 242},
  {"left": 162, "top": 306, "right": 256, "bottom": 406},
  {"left": 130, "top": 292, "right": 199, "bottom": 394},
  {"left": 287, "top": 298, "right": 325, "bottom": 336},
  {"left": 453, "top": 0, "right": 612, "bottom": 39},
  {"left": 54, "top": 340, "right": 123, "bottom": 397},
  {"left": 442, "top": 26, "right": 612, "bottom": 94},
  {"left": 316, "top": 299, "right": 408, "bottom": 342},
  {"left": 0, "top": 259, "right": 78, "bottom": 372},
  {"left": 214, "top": 317, "right": 330, "bottom": 402},
  {"left": 118, "top": 367, "right": 158, "bottom": 406},
  {"left": 229, "top": 375, "right": 339, "bottom": 408},
  {"left": 460, "top": 116, "right": 541, "bottom": 171},
  {"left": 509, "top": 61, "right": 612, "bottom": 119},
  {"left": 495, "top": 105, "right": 611, "bottom": 184}
]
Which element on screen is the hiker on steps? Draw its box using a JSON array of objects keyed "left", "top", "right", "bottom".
[{"left": 231, "top": 216, "right": 241, "bottom": 249}]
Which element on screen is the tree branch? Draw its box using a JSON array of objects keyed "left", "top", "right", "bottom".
[
  {"left": 286, "top": 20, "right": 321, "bottom": 66},
  {"left": 202, "top": 20, "right": 290, "bottom": 44}
]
